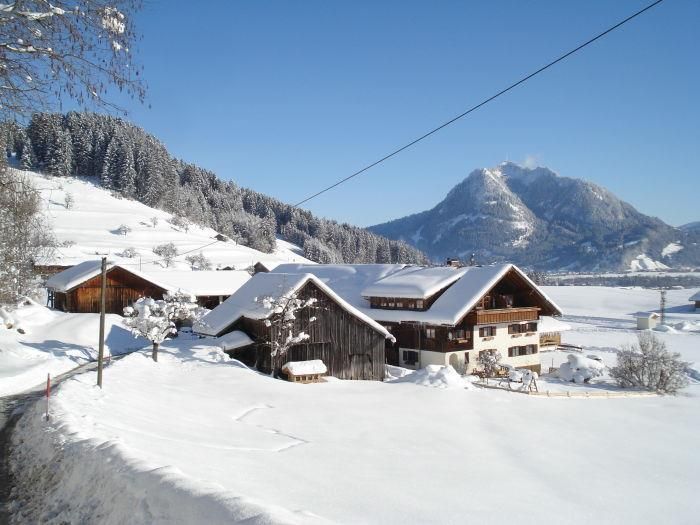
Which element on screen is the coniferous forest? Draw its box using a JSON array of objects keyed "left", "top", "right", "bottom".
[{"left": 2, "top": 113, "right": 428, "bottom": 265}]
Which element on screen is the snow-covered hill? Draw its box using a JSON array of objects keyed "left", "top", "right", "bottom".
[
  {"left": 19, "top": 169, "right": 311, "bottom": 271},
  {"left": 370, "top": 162, "right": 699, "bottom": 271}
]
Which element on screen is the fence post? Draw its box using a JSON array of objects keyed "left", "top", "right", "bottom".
[{"left": 45, "top": 373, "right": 50, "bottom": 421}]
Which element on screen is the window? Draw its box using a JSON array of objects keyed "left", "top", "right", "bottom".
[
  {"left": 402, "top": 350, "right": 418, "bottom": 365},
  {"left": 388, "top": 302, "right": 395, "bottom": 308},
  {"left": 416, "top": 300, "right": 424, "bottom": 309},
  {"left": 479, "top": 326, "right": 496, "bottom": 337},
  {"left": 526, "top": 322, "right": 538, "bottom": 332},
  {"left": 380, "top": 301, "right": 387, "bottom": 307},
  {"left": 508, "top": 324, "right": 522, "bottom": 334},
  {"left": 453, "top": 329, "right": 466, "bottom": 339},
  {"left": 396, "top": 301, "right": 403, "bottom": 308},
  {"left": 425, "top": 328, "right": 436, "bottom": 339},
  {"left": 526, "top": 344, "right": 537, "bottom": 355},
  {"left": 508, "top": 347, "right": 517, "bottom": 358}
]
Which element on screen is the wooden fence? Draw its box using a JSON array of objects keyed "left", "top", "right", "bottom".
[{"left": 473, "top": 381, "right": 658, "bottom": 398}]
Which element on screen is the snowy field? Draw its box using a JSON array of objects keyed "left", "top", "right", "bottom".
[
  {"left": 18, "top": 168, "right": 310, "bottom": 270},
  {"left": 0, "top": 304, "right": 146, "bottom": 397},
  {"left": 7, "top": 286, "right": 700, "bottom": 524}
]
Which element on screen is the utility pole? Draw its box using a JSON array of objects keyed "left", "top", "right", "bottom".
[
  {"left": 660, "top": 289, "right": 667, "bottom": 325},
  {"left": 97, "top": 257, "right": 107, "bottom": 388}
]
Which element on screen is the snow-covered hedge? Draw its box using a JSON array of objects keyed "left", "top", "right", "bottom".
[{"left": 557, "top": 354, "right": 605, "bottom": 384}]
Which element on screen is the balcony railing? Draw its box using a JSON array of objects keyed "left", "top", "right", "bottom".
[{"left": 473, "top": 307, "right": 539, "bottom": 325}]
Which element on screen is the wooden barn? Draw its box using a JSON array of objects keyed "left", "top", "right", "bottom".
[
  {"left": 690, "top": 290, "right": 700, "bottom": 311},
  {"left": 46, "top": 261, "right": 251, "bottom": 314},
  {"left": 46, "top": 261, "right": 168, "bottom": 314},
  {"left": 194, "top": 273, "right": 394, "bottom": 380}
]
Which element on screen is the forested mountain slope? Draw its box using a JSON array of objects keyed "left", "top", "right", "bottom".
[{"left": 2, "top": 113, "right": 427, "bottom": 265}]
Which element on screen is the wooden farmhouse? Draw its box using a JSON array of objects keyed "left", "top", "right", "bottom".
[
  {"left": 194, "top": 272, "right": 395, "bottom": 380},
  {"left": 271, "top": 263, "right": 563, "bottom": 375},
  {"left": 46, "top": 260, "right": 250, "bottom": 314}
]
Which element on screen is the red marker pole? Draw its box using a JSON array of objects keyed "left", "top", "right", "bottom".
[{"left": 45, "top": 373, "right": 50, "bottom": 421}]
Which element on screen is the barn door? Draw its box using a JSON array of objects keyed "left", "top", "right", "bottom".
[{"left": 350, "top": 353, "right": 373, "bottom": 380}]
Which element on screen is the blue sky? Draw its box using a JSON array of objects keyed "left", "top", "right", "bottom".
[{"left": 111, "top": 0, "right": 698, "bottom": 227}]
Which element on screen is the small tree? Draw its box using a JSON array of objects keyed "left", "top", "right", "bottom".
[
  {"left": 257, "top": 290, "right": 319, "bottom": 375},
  {"left": 64, "top": 192, "right": 74, "bottom": 209},
  {"left": 120, "top": 246, "right": 137, "bottom": 258},
  {"left": 150, "top": 216, "right": 159, "bottom": 228},
  {"left": 168, "top": 215, "right": 190, "bottom": 232},
  {"left": 477, "top": 349, "right": 502, "bottom": 377},
  {"left": 185, "top": 252, "right": 212, "bottom": 271},
  {"left": 611, "top": 332, "right": 689, "bottom": 394},
  {"left": 123, "top": 292, "right": 206, "bottom": 362},
  {"left": 153, "top": 242, "right": 178, "bottom": 267},
  {"left": 117, "top": 224, "right": 131, "bottom": 236}
]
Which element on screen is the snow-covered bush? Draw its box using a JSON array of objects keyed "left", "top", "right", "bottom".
[
  {"left": 152, "top": 242, "right": 178, "bottom": 267},
  {"left": 64, "top": 192, "right": 74, "bottom": 209},
  {"left": 185, "top": 252, "right": 212, "bottom": 271},
  {"left": 123, "top": 292, "right": 207, "bottom": 362},
  {"left": 477, "top": 349, "right": 502, "bottom": 377},
  {"left": 61, "top": 239, "right": 76, "bottom": 247},
  {"left": 150, "top": 216, "right": 159, "bottom": 228},
  {"left": 116, "top": 224, "right": 131, "bottom": 236},
  {"left": 120, "top": 247, "right": 138, "bottom": 258},
  {"left": 558, "top": 354, "right": 605, "bottom": 384},
  {"left": 611, "top": 332, "right": 689, "bottom": 394},
  {"left": 168, "top": 215, "right": 190, "bottom": 232}
]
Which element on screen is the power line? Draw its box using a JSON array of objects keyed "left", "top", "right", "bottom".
[{"left": 293, "top": 0, "right": 665, "bottom": 208}]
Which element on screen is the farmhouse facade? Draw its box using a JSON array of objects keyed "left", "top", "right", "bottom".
[
  {"left": 194, "top": 273, "right": 394, "bottom": 381},
  {"left": 46, "top": 260, "right": 250, "bottom": 314},
  {"left": 271, "top": 263, "right": 562, "bottom": 375}
]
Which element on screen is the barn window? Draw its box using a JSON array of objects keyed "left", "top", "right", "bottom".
[
  {"left": 396, "top": 301, "right": 403, "bottom": 308},
  {"left": 402, "top": 350, "right": 418, "bottom": 365},
  {"left": 425, "top": 328, "right": 436, "bottom": 339},
  {"left": 453, "top": 329, "right": 466, "bottom": 339},
  {"left": 416, "top": 300, "right": 424, "bottom": 309},
  {"left": 388, "top": 302, "right": 395, "bottom": 308}
]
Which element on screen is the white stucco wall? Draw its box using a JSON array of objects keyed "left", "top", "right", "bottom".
[
  {"left": 401, "top": 321, "right": 542, "bottom": 372},
  {"left": 472, "top": 322, "right": 540, "bottom": 371}
]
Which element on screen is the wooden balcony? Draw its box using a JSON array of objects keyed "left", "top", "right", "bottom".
[{"left": 471, "top": 307, "right": 539, "bottom": 325}]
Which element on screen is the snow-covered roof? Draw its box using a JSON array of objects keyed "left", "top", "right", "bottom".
[
  {"left": 689, "top": 290, "right": 700, "bottom": 302},
  {"left": 46, "top": 262, "right": 250, "bottom": 297},
  {"left": 143, "top": 271, "right": 250, "bottom": 296},
  {"left": 282, "top": 360, "right": 327, "bottom": 375},
  {"left": 271, "top": 263, "right": 562, "bottom": 326},
  {"left": 634, "top": 311, "right": 660, "bottom": 319},
  {"left": 538, "top": 316, "right": 571, "bottom": 333},
  {"left": 361, "top": 266, "right": 469, "bottom": 299},
  {"left": 194, "top": 272, "right": 394, "bottom": 340},
  {"left": 46, "top": 260, "right": 106, "bottom": 292},
  {"left": 214, "top": 331, "right": 254, "bottom": 352}
]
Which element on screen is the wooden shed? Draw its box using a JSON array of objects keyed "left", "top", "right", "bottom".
[
  {"left": 46, "top": 261, "right": 251, "bottom": 314},
  {"left": 194, "top": 273, "right": 394, "bottom": 381},
  {"left": 47, "top": 261, "right": 168, "bottom": 314}
]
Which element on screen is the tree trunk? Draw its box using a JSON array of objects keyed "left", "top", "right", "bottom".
[{"left": 152, "top": 342, "right": 159, "bottom": 362}]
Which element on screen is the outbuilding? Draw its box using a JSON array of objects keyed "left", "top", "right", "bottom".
[
  {"left": 46, "top": 260, "right": 250, "bottom": 314},
  {"left": 635, "top": 312, "right": 661, "bottom": 330},
  {"left": 194, "top": 272, "right": 395, "bottom": 380},
  {"left": 689, "top": 291, "right": 700, "bottom": 311}
]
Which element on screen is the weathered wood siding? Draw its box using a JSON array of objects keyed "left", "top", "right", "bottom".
[
  {"left": 233, "top": 281, "right": 386, "bottom": 380},
  {"left": 56, "top": 267, "right": 166, "bottom": 314}
]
